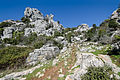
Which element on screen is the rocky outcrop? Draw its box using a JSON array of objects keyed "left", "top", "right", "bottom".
[
  {"left": 26, "top": 43, "right": 60, "bottom": 65},
  {"left": 74, "top": 24, "right": 89, "bottom": 32},
  {"left": 24, "top": 7, "right": 63, "bottom": 36},
  {"left": 1, "top": 27, "right": 15, "bottom": 39},
  {"left": 71, "top": 24, "right": 89, "bottom": 42},
  {"left": 66, "top": 52, "right": 120, "bottom": 80},
  {"left": 24, "top": 7, "right": 44, "bottom": 21},
  {"left": 111, "top": 41, "right": 120, "bottom": 54},
  {"left": 54, "top": 36, "right": 68, "bottom": 46},
  {"left": 111, "top": 9, "right": 119, "bottom": 19}
]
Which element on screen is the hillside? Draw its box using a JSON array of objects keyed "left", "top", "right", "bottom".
[{"left": 0, "top": 7, "right": 120, "bottom": 80}]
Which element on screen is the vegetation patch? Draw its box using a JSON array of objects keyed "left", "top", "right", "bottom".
[
  {"left": 0, "top": 22, "right": 13, "bottom": 28},
  {"left": 81, "top": 65, "right": 117, "bottom": 80},
  {"left": 25, "top": 60, "right": 53, "bottom": 80},
  {"left": 0, "top": 46, "right": 33, "bottom": 71}
]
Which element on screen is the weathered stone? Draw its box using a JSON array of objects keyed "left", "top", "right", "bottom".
[
  {"left": 66, "top": 52, "right": 120, "bottom": 80},
  {"left": 24, "top": 7, "right": 44, "bottom": 21},
  {"left": 26, "top": 44, "right": 60, "bottom": 65},
  {"left": 1, "top": 27, "right": 15, "bottom": 40}
]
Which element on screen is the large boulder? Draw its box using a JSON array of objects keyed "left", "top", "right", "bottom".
[
  {"left": 24, "top": 7, "right": 44, "bottom": 21},
  {"left": 111, "top": 41, "right": 120, "bottom": 54},
  {"left": 74, "top": 24, "right": 89, "bottom": 32},
  {"left": 66, "top": 52, "right": 120, "bottom": 80},
  {"left": 1, "top": 27, "right": 15, "bottom": 40},
  {"left": 24, "top": 7, "right": 63, "bottom": 36},
  {"left": 26, "top": 44, "right": 60, "bottom": 65}
]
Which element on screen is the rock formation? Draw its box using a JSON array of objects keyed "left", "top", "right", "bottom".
[{"left": 0, "top": 7, "right": 120, "bottom": 80}]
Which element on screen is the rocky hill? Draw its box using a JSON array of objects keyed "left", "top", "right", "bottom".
[{"left": 0, "top": 7, "right": 120, "bottom": 80}]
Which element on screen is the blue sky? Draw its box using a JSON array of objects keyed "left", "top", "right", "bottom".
[{"left": 0, "top": 0, "right": 120, "bottom": 27}]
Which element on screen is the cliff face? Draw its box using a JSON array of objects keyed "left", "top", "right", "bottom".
[{"left": 0, "top": 7, "right": 120, "bottom": 80}]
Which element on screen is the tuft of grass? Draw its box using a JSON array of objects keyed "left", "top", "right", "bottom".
[
  {"left": 110, "top": 55, "right": 120, "bottom": 67},
  {"left": 81, "top": 65, "right": 117, "bottom": 80},
  {"left": 118, "top": 72, "right": 120, "bottom": 76},
  {"left": 25, "top": 60, "right": 53, "bottom": 80}
]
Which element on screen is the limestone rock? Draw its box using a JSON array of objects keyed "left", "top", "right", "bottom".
[
  {"left": 111, "top": 9, "right": 119, "bottom": 19},
  {"left": 66, "top": 52, "right": 120, "bottom": 80},
  {"left": 74, "top": 24, "right": 89, "bottom": 32},
  {"left": 1, "top": 27, "right": 15, "bottom": 40},
  {"left": 24, "top": 7, "right": 44, "bottom": 21},
  {"left": 26, "top": 44, "right": 60, "bottom": 65}
]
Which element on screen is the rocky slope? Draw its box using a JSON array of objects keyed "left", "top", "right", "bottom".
[{"left": 0, "top": 7, "right": 120, "bottom": 80}]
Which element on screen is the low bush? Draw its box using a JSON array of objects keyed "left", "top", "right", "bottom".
[
  {"left": 0, "top": 46, "right": 33, "bottom": 70},
  {"left": 0, "top": 22, "right": 13, "bottom": 28},
  {"left": 54, "top": 31, "right": 63, "bottom": 37},
  {"left": 108, "top": 19, "right": 119, "bottom": 29},
  {"left": 21, "top": 17, "right": 30, "bottom": 23},
  {"left": 114, "top": 35, "right": 120, "bottom": 41},
  {"left": 53, "top": 40, "right": 63, "bottom": 49},
  {"left": 3, "top": 31, "right": 24, "bottom": 45},
  {"left": 66, "top": 32, "right": 73, "bottom": 43},
  {"left": 81, "top": 66, "right": 116, "bottom": 80},
  {"left": 33, "top": 41, "right": 44, "bottom": 49},
  {"left": 0, "top": 28, "right": 4, "bottom": 36}
]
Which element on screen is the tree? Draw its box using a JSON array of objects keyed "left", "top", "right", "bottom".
[
  {"left": 21, "top": 17, "right": 30, "bottom": 23},
  {"left": 93, "top": 24, "right": 97, "bottom": 28}
]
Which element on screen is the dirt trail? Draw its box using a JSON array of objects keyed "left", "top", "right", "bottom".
[{"left": 32, "top": 44, "right": 77, "bottom": 80}]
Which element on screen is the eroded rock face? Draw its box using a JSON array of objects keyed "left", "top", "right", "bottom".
[
  {"left": 24, "top": 7, "right": 63, "bottom": 36},
  {"left": 111, "top": 41, "right": 120, "bottom": 53},
  {"left": 1, "top": 27, "right": 15, "bottom": 39},
  {"left": 111, "top": 9, "right": 119, "bottom": 19},
  {"left": 26, "top": 44, "right": 60, "bottom": 65},
  {"left": 71, "top": 24, "right": 89, "bottom": 42},
  {"left": 24, "top": 7, "right": 44, "bottom": 21},
  {"left": 66, "top": 52, "right": 120, "bottom": 80},
  {"left": 74, "top": 24, "right": 89, "bottom": 32}
]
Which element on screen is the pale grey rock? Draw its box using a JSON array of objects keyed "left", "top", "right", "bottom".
[
  {"left": 111, "top": 9, "right": 119, "bottom": 19},
  {"left": 1, "top": 27, "right": 15, "bottom": 40},
  {"left": 54, "top": 36, "right": 68, "bottom": 46},
  {"left": 71, "top": 24, "right": 89, "bottom": 42},
  {"left": 59, "top": 74, "right": 64, "bottom": 78},
  {"left": 24, "top": 7, "right": 44, "bottom": 21},
  {"left": 52, "top": 58, "right": 59, "bottom": 66},
  {"left": 60, "top": 47, "right": 67, "bottom": 53},
  {"left": 0, "top": 62, "right": 47, "bottom": 80},
  {"left": 66, "top": 52, "right": 120, "bottom": 80},
  {"left": 26, "top": 44, "right": 60, "bottom": 65},
  {"left": 111, "top": 41, "right": 120, "bottom": 51},
  {"left": 24, "top": 8, "right": 63, "bottom": 37},
  {"left": 24, "top": 28, "right": 35, "bottom": 36},
  {"left": 74, "top": 24, "right": 89, "bottom": 32}
]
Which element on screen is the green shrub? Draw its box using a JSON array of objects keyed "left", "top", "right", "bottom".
[
  {"left": 0, "top": 22, "right": 13, "bottom": 28},
  {"left": 85, "top": 27, "right": 97, "bottom": 41},
  {"left": 63, "top": 28, "right": 71, "bottom": 33},
  {"left": 25, "top": 32, "right": 37, "bottom": 44},
  {"left": 0, "top": 28, "right": 4, "bottom": 36},
  {"left": 93, "top": 24, "right": 97, "bottom": 28},
  {"left": 114, "top": 35, "right": 120, "bottom": 40},
  {"left": 53, "top": 40, "right": 63, "bottom": 49},
  {"left": 81, "top": 66, "right": 116, "bottom": 80},
  {"left": 117, "top": 8, "right": 120, "bottom": 13},
  {"left": 21, "top": 17, "right": 30, "bottom": 23},
  {"left": 66, "top": 32, "right": 73, "bottom": 43},
  {"left": 34, "top": 41, "right": 44, "bottom": 49},
  {"left": 3, "top": 31, "right": 24, "bottom": 45},
  {"left": 108, "top": 19, "right": 119, "bottom": 29},
  {"left": 98, "top": 29, "right": 106, "bottom": 37},
  {"left": 54, "top": 31, "right": 63, "bottom": 37},
  {"left": 0, "top": 46, "right": 33, "bottom": 70}
]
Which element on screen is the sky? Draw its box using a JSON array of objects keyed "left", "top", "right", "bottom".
[{"left": 0, "top": 0, "right": 120, "bottom": 27}]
